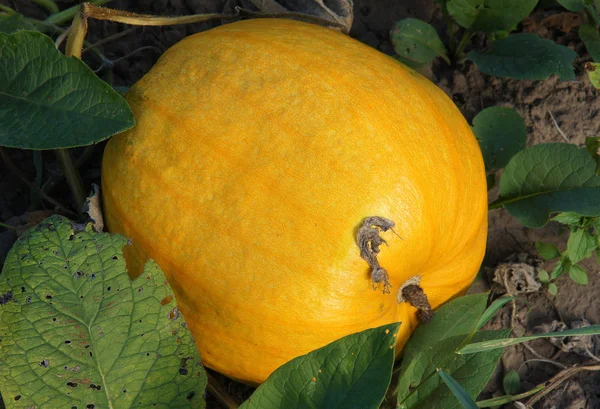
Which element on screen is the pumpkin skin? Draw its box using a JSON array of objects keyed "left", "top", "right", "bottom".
[{"left": 101, "top": 18, "right": 488, "bottom": 385}]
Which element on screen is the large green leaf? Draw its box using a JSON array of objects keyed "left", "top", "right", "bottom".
[
  {"left": 472, "top": 106, "right": 526, "bottom": 171},
  {"left": 468, "top": 34, "right": 576, "bottom": 81},
  {"left": 0, "top": 13, "right": 35, "bottom": 34},
  {"left": 390, "top": 18, "right": 450, "bottom": 66},
  {"left": 0, "top": 30, "right": 134, "bottom": 149},
  {"left": 395, "top": 294, "right": 505, "bottom": 409},
  {"left": 240, "top": 323, "right": 399, "bottom": 409},
  {"left": 580, "top": 24, "right": 600, "bottom": 62},
  {"left": 447, "top": 0, "right": 538, "bottom": 32},
  {"left": 492, "top": 143, "right": 600, "bottom": 227},
  {"left": 397, "top": 331, "right": 508, "bottom": 409},
  {"left": 0, "top": 215, "right": 206, "bottom": 409}
]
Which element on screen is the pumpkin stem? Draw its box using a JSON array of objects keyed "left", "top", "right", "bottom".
[
  {"left": 398, "top": 281, "right": 434, "bottom": 324},
  {"left": 356, "top": 216, "right": 399, "bottom": 294}
]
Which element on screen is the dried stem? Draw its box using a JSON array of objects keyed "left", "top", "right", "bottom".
[
  {"left": 44, "top": 0, "right": 114, "bottom": 26},
  {"left": 525, "top": 363, "right": 600, "bottom": 406},
  {"left": 206, "top": 372, "right": 240, "bottom": 409},
  {"left": 0, "top": 222, "right": 17, "bottom": 231}
]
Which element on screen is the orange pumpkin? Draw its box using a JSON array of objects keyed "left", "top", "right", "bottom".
[{"left": 101, "top": 18, "right": 487, "bottom": 384}]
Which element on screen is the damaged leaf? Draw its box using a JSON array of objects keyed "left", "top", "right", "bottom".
[
  {"left": 391, "top": 18, "right": 450, "bottom": 67},
  {"left": 0, "top": 215, "right": 206, "bottom": 408}
]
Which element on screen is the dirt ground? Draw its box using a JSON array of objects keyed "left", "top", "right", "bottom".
[{"left": 1, "top": 0, "right": 600, "bottom": 408}]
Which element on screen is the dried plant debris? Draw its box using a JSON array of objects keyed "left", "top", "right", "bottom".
[
  {"left": 83, "top": 183, "right": 104, "bottom": 232},
  {"left": 223, "top": 0, "right": 354, "bottom": 33},
  {"left": 490, "top": 253, "right": 545, "bottom": 295},
  {"left": 536, "top": 319, "right": 600, "bottom": 358}
]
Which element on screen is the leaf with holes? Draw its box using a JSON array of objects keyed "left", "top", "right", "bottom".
[
  {"left": 239, "top": 323, "right": 399, "bottom": 409},
  {"left": 491, "top": 143, "right": 600, "bottom": 227},
  {"left": 447, "top": 0, "right": 537, "bottom": 32},
  {"left": 0, "top": 30, "right": 134, "bottom": 149},
  {"left": 468, "top": 34, "right": 576, "bottom": 81},
  {"left": 390, "top": 18, "right": 450, "bottom": 67},
  {"left": 472, "top": 106, "right": 526, "bottom": 171},
  {"left": 0, "top": 215, "right": 206, "bottom": 409}
]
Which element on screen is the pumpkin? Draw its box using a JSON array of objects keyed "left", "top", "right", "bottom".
[{"left": 101, "top": 18, "right": 488, "bottom": 385}]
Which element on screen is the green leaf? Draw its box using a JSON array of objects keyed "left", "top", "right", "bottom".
[
  {"left": 535, "top": 242, "right": 561, "bottom": 260},
  {"left": 568, "top": 264, "right": 589, "bottom": 285},
  {"left": 492, "top": 143, "right": 600, "bottom": 228},
  {"left": 551, "top": 259, "right": 565, "bottom": 280},
  {"left": 548, "top": 282, "right": 558, "bottom": 295},
  {"left": 436, "top": 370, "right": 479, "bottom": 409},
  {"left": 585, "top": 137, "right": 600, "bottom": 174},
  {"left": 395, "top": 294, "right": 507, "bottom": 409},
  {"left": 476, "top": 296, "right": 515, "bottom": 330},
  {"left": 458, "top": 325, "right": 600, "bottom": 354},
  {"left": 0, "top": 215, "right": 206, "bottom": 409},
  {"left": 502, "top": 370, "right": 520, "bottom": 395},
  {"left": 0, "top": 13, "right": 35, "bottom": 34},
  {"left": 567, "top": 228, "right": 597, "bottom": 263},
  {"left": 0, "top": 30, "right": 134, "bottom": 150},
  {"left": 585, "top": 62, "right": 600, "bottom": 89},
  {"left": 240, "top": 323, "right": 399, "bottom": 409},
  {"left": 396, "top": 330, "right": 508, "bottom": 409},
  {"left": 538, "top": 269, "right": 550, "bottom": 284},
  {"left": 472, "top": 107, "right": 526, "bottom": 171},
  {"left": 447, "top": 0, "right": 538, "bottom": 32},
  {"left": 468, "top": 34, "right": 576, "bottom": 81},
  {"left": 400, "top": 293, "right": 489, "bottom": 357},
  {"left": 551, "top": 212, "right": 583, "bottom": 226},
  {"left": 557, "top": 0, "right": 585, "bottom": 10},
  {"left": 391, "top": 19, "right": 450, "bottom": 66},
  {"left": 579, "top": 24, "right": 600, "bottom": 61}
]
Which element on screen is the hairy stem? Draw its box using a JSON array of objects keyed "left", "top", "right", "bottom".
[
  {"left": 439, "top": 0, "right": 456, "bottom": 54},
  {"left": 454, "top": 29, "right": 473, "bottom": 58},
  {"left": 54, "top": 149, "right": 86, "bottom": 214},
  {"left": 32, "top": 0, "right": 59, "bottom": 15}
]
